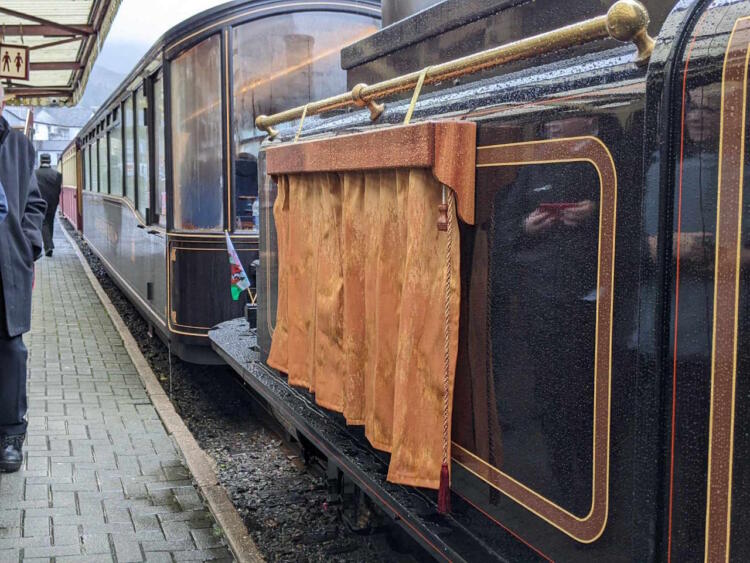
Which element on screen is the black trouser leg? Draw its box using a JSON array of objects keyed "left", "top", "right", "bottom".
[
  {"left": 42, "top": 207, "right": 56, "bottom": 252},
  {"left": 0, "top": 335, "right": 28, "bottom": 437}
]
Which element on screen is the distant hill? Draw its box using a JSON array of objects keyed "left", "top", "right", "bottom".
[
  {"left": 36, "top": 64, "right": 126, "bottom": 129},
  {"left": 79, "top": 64, "right": 127, "bottom": 113},
  {"left": 95, "top": 39, "right": 151, "bottom": 78}
]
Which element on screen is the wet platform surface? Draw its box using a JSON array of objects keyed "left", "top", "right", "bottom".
[{"left": 0, "top": 227, "right": 233, "bottom": 562}]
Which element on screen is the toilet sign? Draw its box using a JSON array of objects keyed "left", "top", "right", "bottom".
[{"left": 0, "top": 44, "right": 29, "bottom": 81}]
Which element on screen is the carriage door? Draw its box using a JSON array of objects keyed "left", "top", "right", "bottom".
[{"left": 449, "top": 91, "right": 648, "bottom": 557}]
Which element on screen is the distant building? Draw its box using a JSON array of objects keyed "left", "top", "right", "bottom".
[{"left": 1, "top": 106, "right": 93, "bottom": 166}]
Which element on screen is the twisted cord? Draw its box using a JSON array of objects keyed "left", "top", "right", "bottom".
[{"left": 442, "top": 191, "right": 455, "bottom": 467}]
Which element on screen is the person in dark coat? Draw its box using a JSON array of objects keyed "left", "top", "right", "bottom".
[
  {"left": 0, "top": 97, "right": 47, "bottom": 472},
  {"left": 36, "top": 152, "right": 62, "bottom": 257}
]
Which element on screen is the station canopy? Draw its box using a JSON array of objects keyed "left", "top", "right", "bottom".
[{"left": 0, "top": 0, "right": 121, "bottom": 106}]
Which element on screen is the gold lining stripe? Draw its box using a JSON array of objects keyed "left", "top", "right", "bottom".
[
  {"left": 225, "top": 29, "right": 233, "bottom": 231},
  {"left": 168, "top": 244, "right": 257, "bottom": 333},
  {"left": 704, "top": 15, "right": 750, "bottom": 562},
  {"left": 461, "top": 135, "right": 617, "bottom": 543},
  {"left": 168, "top": 231, "right": 257, "bottom": 239}
]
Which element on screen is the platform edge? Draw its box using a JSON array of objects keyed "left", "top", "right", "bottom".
[{"left": 60, "top": 221, "right": 264, "bottom": 563}]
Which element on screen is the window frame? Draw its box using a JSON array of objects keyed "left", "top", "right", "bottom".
[
  {"left": 149, "top": 71, "right": 166, "bottom": 227},
  {"left": 108, "top": 107, "right": 124, "bottom": 197},
  {"left": 134, "top": 83, "right": 152, "bottom": 222},
  {"left": 165, "top": 31, "right": 228, "bottom": 233},
  {"left": 124, "top": 94, "right": 136, "bottom": 206}
]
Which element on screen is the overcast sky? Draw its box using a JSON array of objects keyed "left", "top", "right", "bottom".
[
  {"left": 94, "top": 0, "right": 222, "bottom": 73},
  {"left": 108, "top": 0, "right": 221, "bottom": 45}
]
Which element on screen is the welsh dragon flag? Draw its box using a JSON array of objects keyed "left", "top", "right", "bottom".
[{"left": 225, "top": 231, "right": 251, "bottom": 301}]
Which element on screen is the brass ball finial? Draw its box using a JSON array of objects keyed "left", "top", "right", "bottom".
[{"left": 606, "top": 0, "right": 655, "bottom": 66}]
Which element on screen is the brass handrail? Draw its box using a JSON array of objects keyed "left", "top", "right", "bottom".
[{"left": 255, "top": 0, "right": 655, "bottom": 138}]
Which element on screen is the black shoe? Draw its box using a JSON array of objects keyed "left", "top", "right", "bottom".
[
  {"left": 0, "top": 435, "right": 24, "bottom": 473},
  {"left": 45, "top": 249, "right": 53, "bottom": 257}
]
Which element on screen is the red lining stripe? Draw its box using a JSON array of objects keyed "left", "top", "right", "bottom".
[
  {"left": 668, "top": 10, "right": 710, "bottom": 562},
  {"left": 453, "top": 492, "right": 555, "bottom": 562}
]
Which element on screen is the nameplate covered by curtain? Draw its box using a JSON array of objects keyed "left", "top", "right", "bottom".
[{"left": 264, "top": 121, "right": 476, "bottom": 489}]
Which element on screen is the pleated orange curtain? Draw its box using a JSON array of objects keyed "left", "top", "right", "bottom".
[{"left": 265, "top": 121, "right": 475, "bottom": 489}]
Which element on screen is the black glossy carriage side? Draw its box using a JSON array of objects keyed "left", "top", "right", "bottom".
[
  {"left": 224, "top": 0, "right": 750, "bottom": 561},
  {"left": 61, "top": 0, "right": 381, "bottom": 363}
]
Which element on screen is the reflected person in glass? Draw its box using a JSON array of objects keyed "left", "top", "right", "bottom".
[{"left": 491, "top": 116, "right": 602, "bottom": 516}]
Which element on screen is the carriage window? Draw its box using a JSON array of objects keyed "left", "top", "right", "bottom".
[
  {"left": 232, "top": 12, "right": 378, "bottom": 157},
  {"left": 171, "top": 34, "right": 223, "bottom": 231},
  {"left": 99, "top": 137, "right": 108, "bottom": 193},
  {"left": 136, "top": 87, "right": 150, "bottom": 219},
  {"left": 110, "top": 122, "right": 123, "bottom": 197},
  {"left": 124, "top": 97, "right": 135, "bottom": 203},
  {"left": 91, "top": 142, "right": 98, "bottom": 192},
  {"left": 153, "top": 76, "right": 166, "bottom": 227},
  {"left": 487, "top": 158, "right": 601, "bottom": 517},
  {"left": 231, "top": 13, "right": 378, "bottom": 232}
]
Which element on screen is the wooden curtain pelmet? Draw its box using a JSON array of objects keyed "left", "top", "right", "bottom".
[{"left": 265, "top": 121, "right": 475, "bottom": 489}]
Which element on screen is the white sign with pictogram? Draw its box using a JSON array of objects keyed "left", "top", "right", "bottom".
[{"left": 0, "top": 44, "right": 29, "bottom": 81}]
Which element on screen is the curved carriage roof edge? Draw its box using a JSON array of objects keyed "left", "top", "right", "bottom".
[{"left": 75, "top": 0, "right": 381, "bottom": 141}]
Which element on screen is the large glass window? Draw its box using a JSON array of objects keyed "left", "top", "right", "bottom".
[
  {"left": 232, "top": 13, "right": 377, "bottom": 156},
  {"left": 136, "top": 87, "right": 150, "bottom": 219},
  {"left": 124, "top": 98, "right": 136, "bottom": 203},
  {"left": 91, "top": 142, "right": 98, "bottom": 192},
  {"left": 231, "top": 12, "right": 377, "bottom": 231},
  {"left": 98, "top": 136, "right": 108, "bottom": 193},
  {"left": 110, "top": 121, "right": 123, "bottom": 197},
  {"left": 171, "top": 35, "right": 223, "bottom": 231},
  {"left": 153, "top": 76, "right": 167, "bottom": 227}
]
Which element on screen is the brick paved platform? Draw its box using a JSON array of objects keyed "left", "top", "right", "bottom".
[{"left": 0, "top": 227, "right": 234, "bottom": 562}]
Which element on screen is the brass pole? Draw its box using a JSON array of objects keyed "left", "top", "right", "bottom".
[{"left": 256, "top": 0, "right": 654, "bottom": 138}]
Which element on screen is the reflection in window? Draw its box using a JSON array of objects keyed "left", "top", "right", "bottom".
[
  {"left": 231, "top": 12, "right": 378, "bottom": 232},
  {"left": 154, "top": 77, "right": 167, "bottom": 227},
  {"left": 171, "top": 35, "right": 223, "bottom": 231},
  {"left": 91, "top": 142, "right": 98, "bottom": 192},
  {"left": 124, "top": 98, "right": 135, "bottom": 202},
  {"left": 110, "top": 123, "right": 123, "bottom": 197},
  {"left": 98, "top": 137, "right": 107, "bottom": 193},
  {"left": 136, "top": 87, "right": 150, "bottom": 219},
  {"left": 232, "top": 12, "right": 377, "bottom": 157},
  {"left": 490, "top": 159, "right": 600, "bottom": 518}
]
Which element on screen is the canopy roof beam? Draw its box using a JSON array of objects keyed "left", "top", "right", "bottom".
[
  {"left": 0, "top": 24, "right": 93, "bottom": 37},
  {"left": 0, "top": 0, "right": 120, "bottom": 106},
  {"left": 0, "top": 7, "right": 93, "bottom": 37},
  {"left": 28, "top": 37, "right": 84, "bottom": 51},
  {"left": 30, "top": 62, "right": 83, "bottom": 71}
]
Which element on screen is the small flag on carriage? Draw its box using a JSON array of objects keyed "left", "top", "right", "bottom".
[{"left": 225, "top": 231, "right": 251, "bottom": 301}]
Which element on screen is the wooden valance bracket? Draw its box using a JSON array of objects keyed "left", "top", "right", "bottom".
[{"left": 264, "top": 120, "right": 477, "bottom": 225}]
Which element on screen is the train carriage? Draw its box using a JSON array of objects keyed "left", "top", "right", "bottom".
[
  {"left": 206, "top": 0, "right": 750, "bottom": 560},
  {"left": 61, "top": 0, "right": 380, "bottom": 362}
]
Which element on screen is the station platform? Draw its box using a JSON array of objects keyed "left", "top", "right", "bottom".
[{"left": 0, "top": 227, "right": 236, "bottom": 562}]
